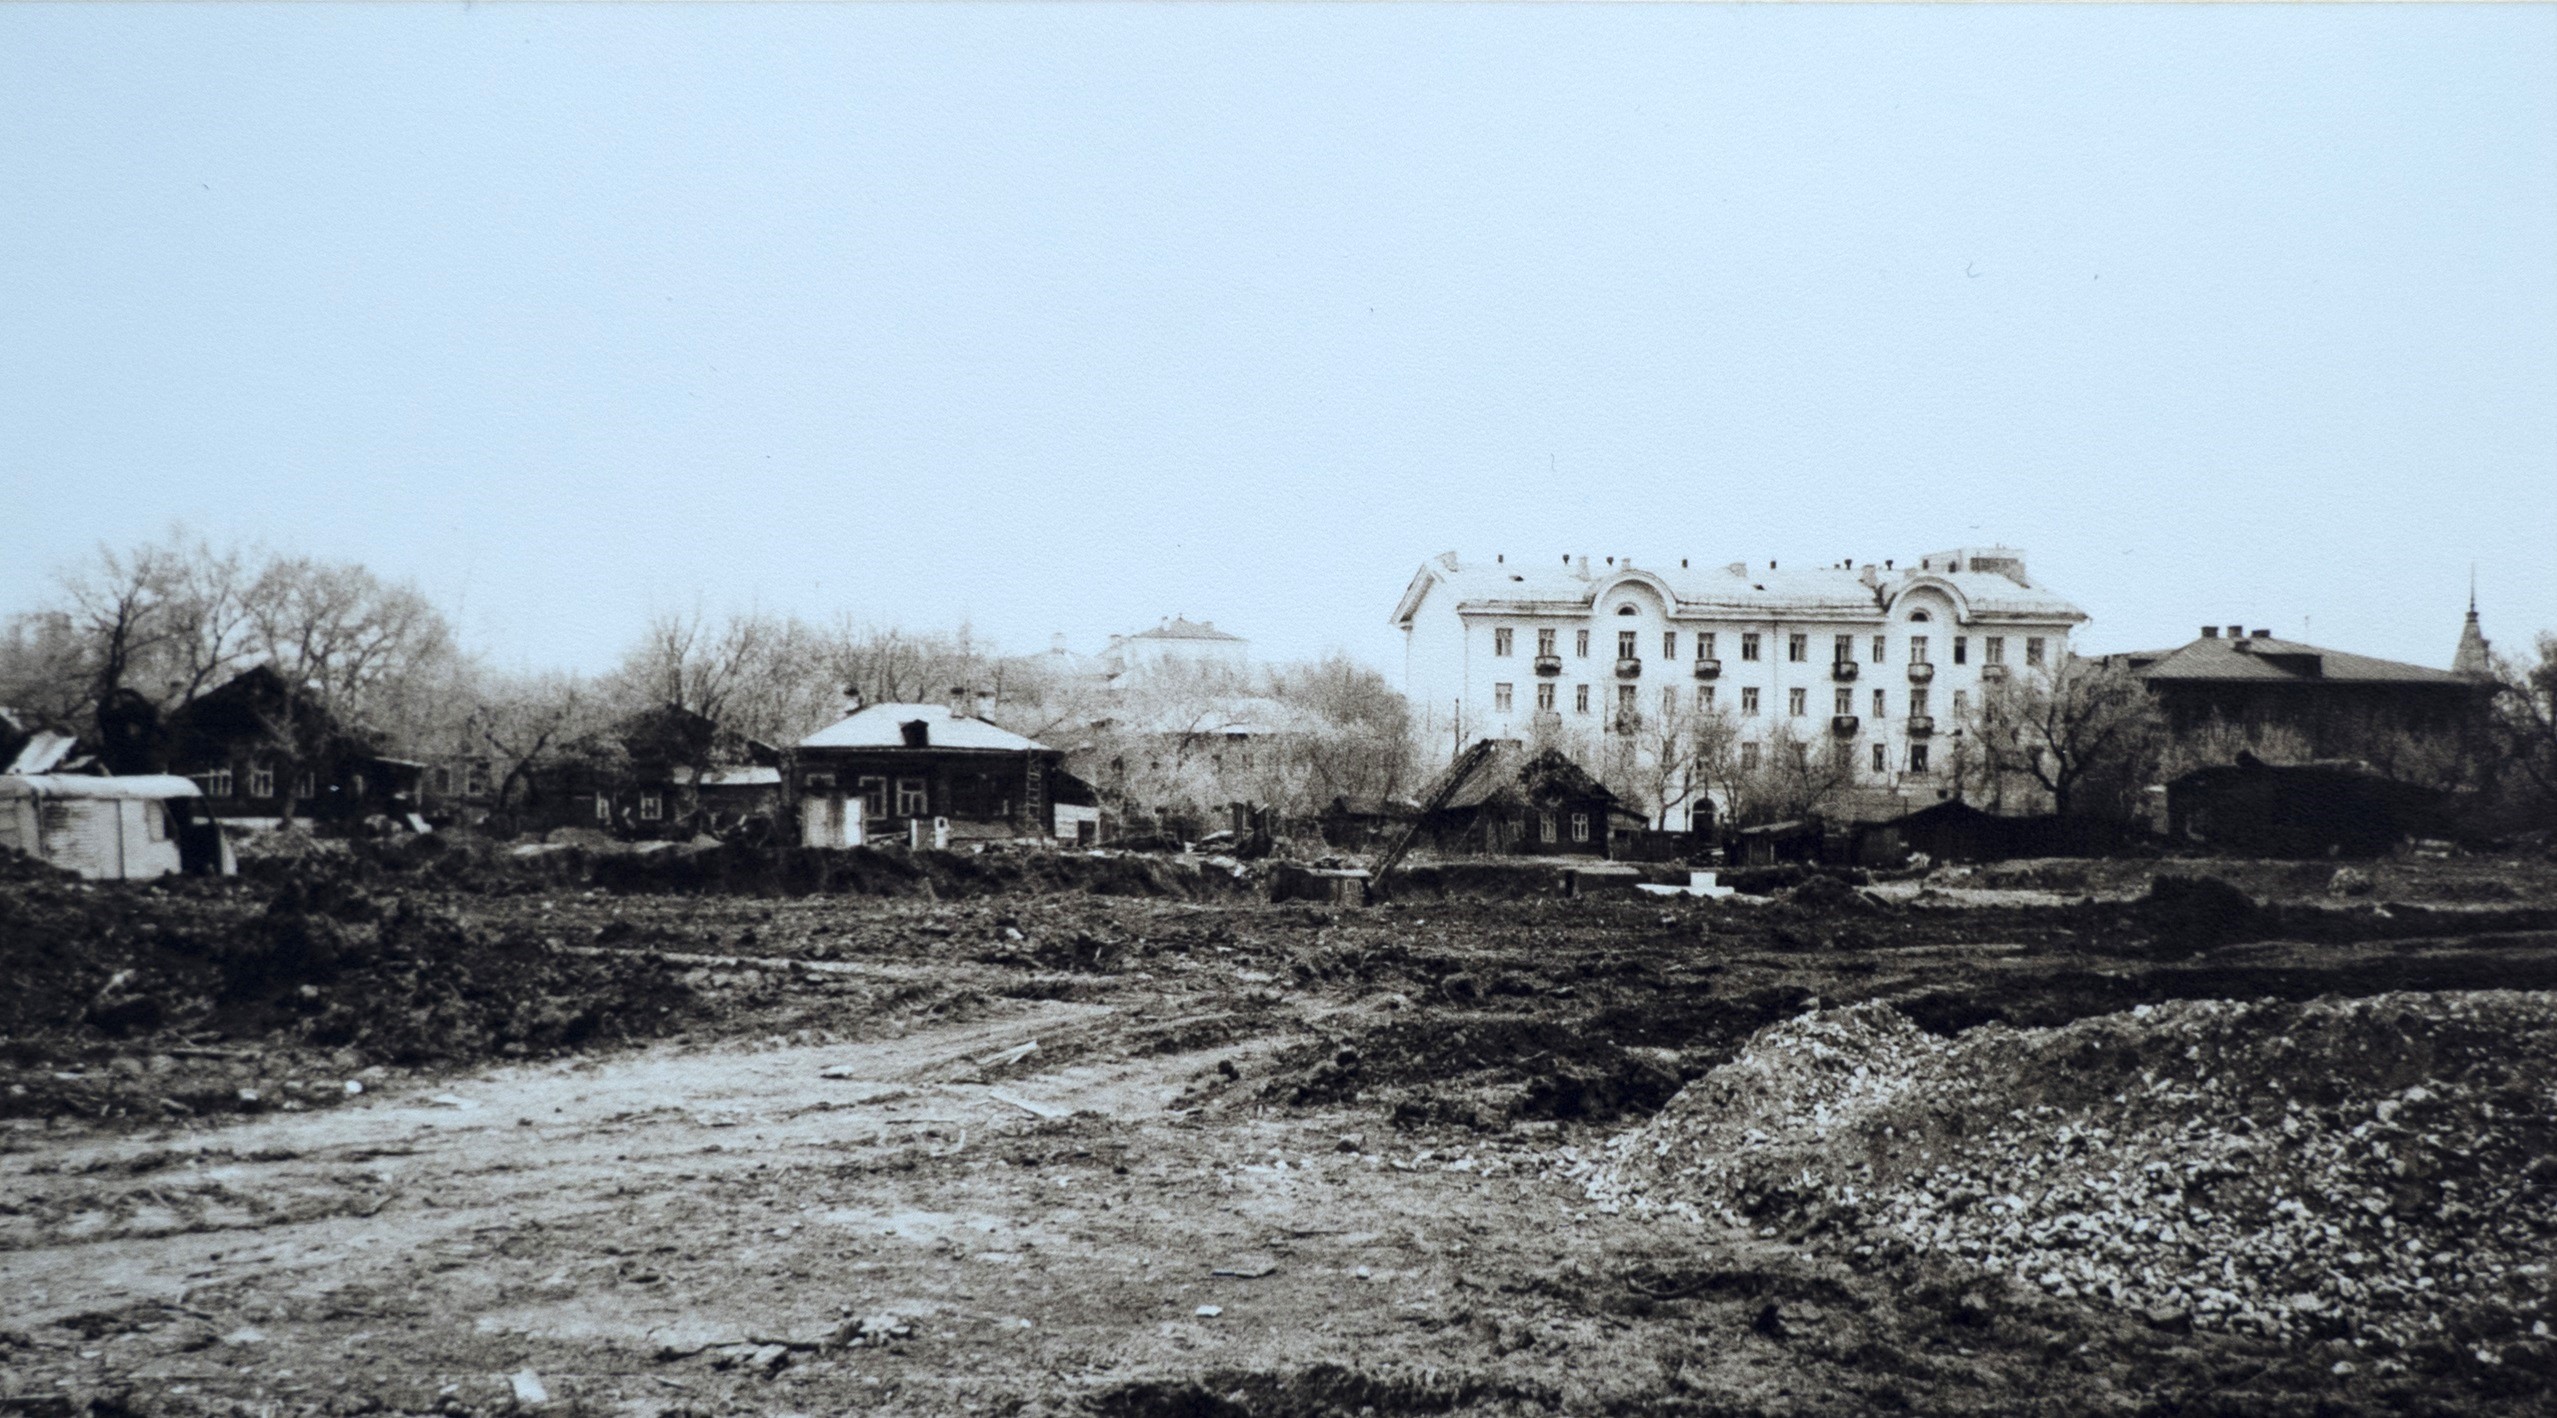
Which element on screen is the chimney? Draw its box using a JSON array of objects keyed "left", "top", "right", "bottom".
[
  {"left": 841, "top": 685, "right": 866, "bottom": 715},
  {"left": 2226, "top": 624, "right": 2244, "bottom": 640},
  {"left": 1050, "top": 631, "right": 1068, "bottom": 655},
  {"left": 1859, "top": 564, "right": 1882, "bottom": 589},
  {"left": 899, "top": 719, "right": 930, "bottom": 748},
  {"left": 2201, "top": 627, "right": 2219, "bottom": 638},
  {"left": 2251, "top": 629, "right": 2272, "bottom": 639},
  {"left": 948, "top": 685, "right": 971, "bottom": 718},
  {"left": 975, "top": 688, "right": 997, "bottom": 717}
]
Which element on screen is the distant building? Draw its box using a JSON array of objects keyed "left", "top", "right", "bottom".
[
  {"left": 791, "top": 700, "right": 1064, "bottom": 846},
  {"left": 1392, "top": 548, "right": 2086, "bottom": 828},
  {"left": 0, "top": 773, "right": 229, "bottom": 880},
  {"left": 1410, "top": 741, "right": 1638, "bottom": 858},
  {"left": 1105, "top": 616, "right": 1249, "bottom": 684},
  {"left": 2116, "top": 618, "right": 2495, "bottom": 761},
  {"left": 166, "top": 666, "right": 424, "bottom": 826}
]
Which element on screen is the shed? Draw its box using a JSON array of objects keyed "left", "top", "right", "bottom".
[{"left": 0, "top": 774, "right": 232, "bottom": 880}]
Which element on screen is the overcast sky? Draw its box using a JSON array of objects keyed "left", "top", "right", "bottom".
[{"left": 3, "top": 5, "right": 2551, "bottom": 681}]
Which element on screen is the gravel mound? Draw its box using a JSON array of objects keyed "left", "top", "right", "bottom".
[{"left": 1582, "top": 993, "right": 2557, "bottom": 1366}]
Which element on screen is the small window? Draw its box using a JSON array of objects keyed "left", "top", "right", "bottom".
[
  {"left": 249, "top": 766, "right": 275, "bottom": 799},
  {"left": 858, "top": 776, "right": 888, "bottom": 818},
  {"left": 638, "top": 793, "right": 663, "bottom": 822},
  {"left": 1740, "top": 741, "right": 1761, "bottom": 769},
  {"left": 1787, "top": 633, "right": 1808, "bottom": 663},
  {"left": 1615, "top": 604, "right": 1637, "bottom": 617},
  {"left": 1662, "top": 631, "right": 1677, "bottom": 660},
  {"left": 1494, "top": 627, "right": 1514, "bottom": 657},
  {"left": 1872, "top": 688, "right": 1887, "bottom": 719},
  {"left": 1910, "top": 635, "right": 1929, "bottom": 664},
  {"left": 293, "top": 771, "right": 315, "bottom": 800},
  {"left": 1575, "top": 629, "right": 1590, "bottom": 658},
  {"left": 1953, "top": 636, "right": 1968, "bottom": 665},
  {"left": 1910, "top": 743, "right": 1931, "bottom": 774},
  {"left": 1741, "top": 687, "right": 1761, "bottom": 715},
  {"left": 1536, "top": 627, "right": 1556, "bottom": 657},
  {"left": 1833, "top": 633, "right": 1855, "bottom": 663},
  {"left": 1985, "top": 636, "right": 2006, "bottom": 664},
  {"left": 1493, "top": 683, "right": 1514, "bottom": 713},
  {"left": 1617, "top": 630, "right": 1638, "bottom": 659},
  {"left": 594, "top": 793, "right": 612, "bottom": 822},
  {"left": 1698, "top": 685, "right": 1715, "bottom": 708},
  {"left": 1741, "top": 633, "right": 1762, "bottom": 662},
  {"left": 1575, "top": 684, "right": 1591, "bottom": 713},
  {"left": 1953, "top": 690, "right": 1969, "bottom": 719},
  {"left": 1871, "top": 635, "right": 1886, "bottom": 664},
  {"left": 1788, "top": 687, "right": 1807, "bottom": 716},
  {"left": 466, "top": 761, "right": 491, "bottom": 797},
  {"left": 1912, "top": 688, "right": 1931, "bottom": 716},
  {"left": 1871, "top": 742, "right": 1887, "bottom": 773},
  {"left": 2026, "top": 637, "right": 2047, "bottom": 667},
  {"left": 1835, "top": 688, "right": 1853, "bottom": 715},
  {"left": 1536, "top": 681, "right": 1556, "bottom": 711},
  {"left": 895, "top": 778, "right": 929, "bottom": 817},
  {"left": 1570, "top": 812, "right": 1591, "bottom": 843},
  {"left": 1540, "top": 812, "right": 1557, "bottom": 844},
  {"left": 1616, "top": 683, "right": 1637, "bottom": 718},
  {"left": 202, "top": 768, "right": 235, "bottom": 799},
  {"left": 1908, "top": 610, "right": 1932, "bottom": 623},
  {"left": 1698, "top": 632, "right": 1716, "bottom": 661}
]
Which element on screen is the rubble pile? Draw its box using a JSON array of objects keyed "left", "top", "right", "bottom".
[{"left": 1584, "top": 993, "right": 2557, "bottom": 1364}]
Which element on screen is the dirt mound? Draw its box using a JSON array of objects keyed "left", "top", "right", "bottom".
[{"left": 1584, "top": 993, "right": 2557, "bottom": 1369}]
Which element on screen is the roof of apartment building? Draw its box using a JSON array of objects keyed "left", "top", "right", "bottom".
[
  {"left": 798, "top": 703, "right": 1054, "bottom": 754},
  {"left": 1392, "top": 549, "right": 2085, "bottom": 627},
  {"left": 1126, "top": 616, "right": 1246, "bottom": 644},
  {"left": 2115, "top": 630, "right": 2482, "bottom": 687}
]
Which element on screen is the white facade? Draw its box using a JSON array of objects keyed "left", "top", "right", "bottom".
[
  {"left": 1392, "top": 549, "right": 2088, "bottom": 827},
  {"left": 1106, "top": 616, "right": 1249, "bottom": 683}
]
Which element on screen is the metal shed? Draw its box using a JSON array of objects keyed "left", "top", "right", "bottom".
[{"left": 0, "top": 774, "right": 231, "bottom": 880}]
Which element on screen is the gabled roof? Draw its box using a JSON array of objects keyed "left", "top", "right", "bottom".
[
  {"left": 1422, "top": 741, "right": 1621, "bottom": 812},
  {"left": 2117, "top": 635, "right": 2479, "bottom": 688},
  {"left": 1128, "top": 616, "right": 1245, "bottom": 643},
  {"left": 798, "top": 703, "right": 1053, "bottom": 753},
  {"left": 1392, "top": 551, "right": 2085, "bottom": 627}
]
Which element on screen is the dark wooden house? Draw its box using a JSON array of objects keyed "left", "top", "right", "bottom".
[
  {"left": 791, "top": 703, "right": 1062, "bottom": 846},
  {"left": 1412, "top": 743, "right": 1633, "bottom": 857},
  {"left": 2164, "top": 754, "right": 2450, "bottom": 858},
  {"left": 165, "top": 666, "right": 423, "bottom": 825},
  {"left": 2116, "top": 628, "right": 2493, "bottom": 761},
  {"left": 519, "top": 704, "right": 783, "bottom": 840}
]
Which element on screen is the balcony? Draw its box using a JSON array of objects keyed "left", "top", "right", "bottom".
[
  {"left": 1614, "top": 658, "right": 1643, "bottom": 680},
  {"left": 1906, "top": 715, "right": 1935, "bottom": 737},
  {"left": 1906, "top": 661, "right": 1937, "bottom": 684},
  {"left": 1691, "top": 658, "right": 1721, "bottom": 680},
  {"left": 1830, "top": 714, "right": 1860, "bottom": 736},
  {"left": 1532, "top": 654, "right": 1563, "bottom": 677},
  {"left": 1981, "top": 663, "right": 2010, "bottom": 682},
  {"left": 1830, "top": 660, "right": 1859, "bottom": 682}
]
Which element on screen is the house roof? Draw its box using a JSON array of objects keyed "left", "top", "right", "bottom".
[
  {"left": 1391, "top": 550, "right": 2085, "bottom": 627},
  {"left": 1422, "top": 741, "right": 1621, "bottom": 812},
  {"left": 797, "top": 703, "right": 1053, "bottom": 753},
  {"left": 2117, "top": 635, "right": 2479, "bottom": 688},
  {"left": 0, "top": 774, "right": 203, "bottom": 801},
  {"left": 1128, "top": 616, "right": 1245, "bottom": 643}
]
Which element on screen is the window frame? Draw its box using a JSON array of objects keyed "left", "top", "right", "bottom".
[
  {"left": 1787, "top": 687, "right": 1807, "bottom": 716},
  {"left": 638, "top": 792, "right": 664, "bottom": 822},
  {"left": 2026, "top": 637, "right": 2047, "bottom": 667},
  {"left": 1741, "top": 632, "right": 1762, "bottom": 662},
  {"left": 894, "top": 777, "right": 930, "bottom": 818},
  {"left": 1493, "top": 627, "right": 1514, "bottom": 657},
  {"left": 1787, "top": 632, "right": 1809, "bottom": 663},
  {"left": 1493, "top": 682, "right": 1514, "bottom": 714},
  {"left": 1741, "top": 686, "right": 1761, "bottom": 715}
]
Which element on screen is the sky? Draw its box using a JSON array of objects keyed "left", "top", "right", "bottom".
[{"left": 2, "top": 5, "right": 2552, "bottom": 684}]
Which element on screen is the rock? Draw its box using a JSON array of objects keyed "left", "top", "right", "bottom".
[
  {"left": 1336, "top": 1132, "right": 1366, "bottom": 1153},
  {"left": 509, "top": 1370, "right": 549, "bottom": 1406},
  {"left": 2327, "top": 867, "right": 2375, "bottom": 898},
  {"left": 1194, "top": 1305, "right": 1223, "bottom": 1318}
]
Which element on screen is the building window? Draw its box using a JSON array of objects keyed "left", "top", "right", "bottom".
[
  {"left": 1953, "top": 636, "right": 1969, "bottom": 665},
  {"left": 1617, "top": 629, "right": 1638, "bottom": 659},
  {"left": 1910, "top": 635, "right": 1929, "bottom": 664},
  {"left": 1872, "top": 635, "right": 1886, "bottom": 663},
  {"left": 1741, "top": 633, "right": 1762, "bottom": 662},
  {"left": 594, "top": 793, "right": 611, "bottom": 822},
  {"left": 804, "top": 772, "right": 837, "bottom": 791},
  {"left": 1494, "top": 682, "right": 1514, "bottom": 713},
  {"left": 1616, "top": 683, "right": 1637, "bottom": 720},
  {"left": 1872, "top": 688, "right": 1887, "bottom": 719},
  {"left": 895, "top": 778, "right": 929, "bottom": 817},
  {"left": 1909, "top": 610, "right": 1931, "bottom": 623},
  {"left": 1741, "top": 687, "right": 1761, "bottom": 715},
  {"left": 293, "top": 771, "right": 315, "bottom": 800},
  {"left": 1834, "top": 633, "right": 1855, "bottom": 664},
  {"left": 1570, "top": 812, "right": 1591, "bottom": 843},
  {"left": 1871, "top": 742, "right": 1887, "bottom": 773},
  {"left": 1575, "top": 629, "right": 1590, "bottom": 658},
  {"left": 1787, "top": 633, "right": 1808, "bottom": 663},
  {"left": 1985, "top": 636, "right": 2006, "bottom": 664},
  {"left": 466, "top": 761, "right": 492, "bottom": 797},
  {"left": 1698, "top": 632, "right": 1716, "bottom": 661},
  {"left": 201, "top": 768, "right": 235, "bottom": 799},
  {"left": 1910, "top": 744, "right": 1931, "bottom": 774},
  {"left": 1540, "top": 812, "right": 1557, "bottom": 844},
  {"left": 1740, "top": 741, "right": 1761, "bottom": 769},
  {"left": 1662, "top": 631, "right": 1677, "bottom": 660},
  {"left": 1537, "top": 627, "right": 1556, "bottom": 657},
  {"left": 1662, "top": 686, "right": 1677, "bottom": 718},
  {"left": 1912, "top": 688, "right": 1931, "bottom": 716},
  {"left": 1834, "top": 688, "right": 1853, "bottom": 715},
  {"left": 1494, "top": 627, "right": 1514, "bottom": 656},
  {"left": 1788, "top": 687, "right": 1807, "bottom": 716},
  {"left": 1698, "top": 685, "right": 1715, "bottom": 708},
  {"left": 1575, "top": 684, "right": 1591, "bottom": 713},
  {"left": 638, "top": 793, "right": 663, "bottom": 822},
  {"left": 249, "top": 765, "right": 275, "bottom": 799},
  {"left": 1952, "top": 690, "right": 1969, "bottom": 719},
  {"left": 859, "top": 776, "right": 888, "bottom": 819},
  {"left": 2026, "top": 637, "right": 2047, "bottom": 667},
  {"left": 1536, "top": 682, "right": 1556, "bottom": 711}
]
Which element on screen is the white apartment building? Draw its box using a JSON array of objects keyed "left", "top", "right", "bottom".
[{"left": 1391, "top": 548, "right": 2088, "bottom": 828}]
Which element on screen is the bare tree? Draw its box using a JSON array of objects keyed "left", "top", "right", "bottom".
[
  {"left": 468, "top": 670, "right": 612, "bottom": 816},
  {"left": 2489, "top": 633, "right": 2557, "bottom": 828},
  {"left": 243, "top": 557, "right": 456, "bottom": 824},
  {"left": 1975, "top": 652, "right": 2165, "bottom": 819}
]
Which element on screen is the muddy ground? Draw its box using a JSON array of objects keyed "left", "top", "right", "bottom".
[{"left": 6, "top": 849, "right": 2557, "bottom": 1416}]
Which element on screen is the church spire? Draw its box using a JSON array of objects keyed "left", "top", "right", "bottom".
[{"left": 2453, "top": 569, "right": 2493, "bottom": 679}]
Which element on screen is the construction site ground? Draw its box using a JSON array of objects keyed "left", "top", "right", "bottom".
[{"left": 6, "top": 849, "right": 2557, "bottom": 1416}]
